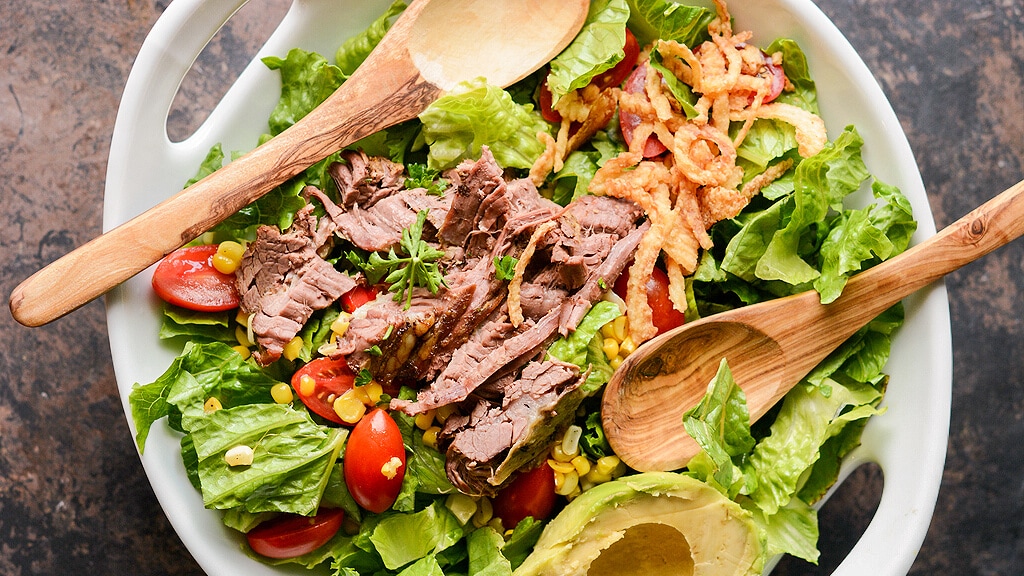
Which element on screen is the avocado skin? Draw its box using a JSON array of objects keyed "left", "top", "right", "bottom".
[{"left": 513, "top": 472, "right": 764, "bottom": 576}]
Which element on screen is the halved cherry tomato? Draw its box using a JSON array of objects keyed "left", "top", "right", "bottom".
[
  {"left": 618, "top": 64, "right": 669, "bottom": 158},
  {"left": 613, "top": 265, "right": 686, "bottom": 335},
  {"left": 151, "top": 244, "right": 240, "bottom": 312},
  {"left": 291, "top": 357, "right": 357, "bottom": 425},
  {"left": 538, "top": 28, "right": 641, "bottom": 125},
  {"left": 341, "top": 284, "right": 379, "bottom": 313},
  {"left": 762, "top": 52, "right": 786, "bottom": 103},
  {"left": 246, "top": 508, "right": 344, "bottom": 559},
  {"left": 344, "top": 408, "right": 406, "bottom": 513},
  {"left": 492, "top": 461, "right": 557, "bottom": 529},
  {"left": 591, "top": 28, "right": 640, "bottom": 90}
]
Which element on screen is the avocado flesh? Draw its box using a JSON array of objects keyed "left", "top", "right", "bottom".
[{"left": 513, "top": 472, "right": 763, "bottom": 576}]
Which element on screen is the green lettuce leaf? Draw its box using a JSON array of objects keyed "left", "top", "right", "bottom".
[
  {"left": 158, "top": 305, "right": 234, "bottom": 343},
  {"left": 262, "top": 48, "right": 345, "bottom": 135},
  {"left": 188, "top": 403, "right": 346, "bottom": 515},
  {"left": 369, "top": 500, "right": 464, "bottom": 570},
  {"left": 626, "top": 0, "right": 714, "bottom": 48},
  {"left": 546, "top": 0, "right": 631, "bottom": 102},
  {"left": 467, "top": 527, "right": 513, "bottom": 576},
  {"left": 765, "top": 38, "right": 819, "bottom": 114},
  {"left": 547, "top": 300, "right": 622, "bottom": 394},
  {"left": 418, "top": 78, "right": 550, "bottom": 170},
  {"left": 335, "top": 0, "right": 407, "bottom": 76}
]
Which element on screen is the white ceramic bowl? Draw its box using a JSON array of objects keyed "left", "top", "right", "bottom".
[{"left": 103, "top": 0, "right": 952, "bottom": 574}]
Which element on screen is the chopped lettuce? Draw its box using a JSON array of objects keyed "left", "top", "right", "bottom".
[
  {"left": 335, "top": 0, "right": 407, "bottom": 76},
  {"left": 262, "top": 48, "right": 345, "bottom": 136},
  {"left": 546, "top": 0, "right": 631, "bottom": 102},
  {"left": 369, "top": 501, "right": 464, "bottom": 570},
  {"left": 418, "top": 78, "right": 550, "bottom": 170},
  {"left": 626, "top": 0, "right": 714, "bottom": 47},
  {"left": 547, "top": 300, "right": 622, "bottom": 394}
]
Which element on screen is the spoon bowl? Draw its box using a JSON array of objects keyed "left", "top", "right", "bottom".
[
  {"left": 604, "top": 178, "right": 1024, "bottom": 472},
  {"left": 8, "top": 0, "right": 589, "bottom": 327}
]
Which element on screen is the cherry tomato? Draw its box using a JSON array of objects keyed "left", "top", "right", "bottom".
[
  {"left": 763, "top": 52, "right": 786, "bottom": 103},
  {"left": 341, "top": 284, "right": 379, "bottom": 313},
  {"left": 618, "top": 64, "right": 669, "bottom": 158},
  {"left": 538, "top": 77, "right": 563, "bottom": 124},
  {"left": 591, "top": 28, "right": 640, "bottom": 90},
  {"left": 492, "top": 461, "right": 557, "bottom": 529},
  {"left": 344, "top": 408, "right": 406, "bottom": 513},
  {"left": 246, "top": 508, "right": 344, "bottom": 559},
  {"left": 151, "top": 244, "right": 240, "bottom": 312},
  {"left": 291, "top": 357, "right": 357, "bottom": 425},
  {"left": 613, "top": 265, "right": 686, "bottom": 335}
]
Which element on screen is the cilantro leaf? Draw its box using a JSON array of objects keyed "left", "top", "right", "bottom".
[{"left": 364, "top": 210, "right": 447, "bottom": 308}]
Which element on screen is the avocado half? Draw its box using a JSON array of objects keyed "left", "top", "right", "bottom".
[{"left": 513, "top": 472, "right": 764, "bottom": 576}]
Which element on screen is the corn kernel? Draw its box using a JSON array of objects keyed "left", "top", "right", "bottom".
[
  {"left": 600, "top": 322, "right": 616, "bottom": 340},
  {"left": 565, "top": 483, "right": 582, "bottom": 501},
  {"left": 596, "top": 455, "right": 621, "bottom": 476},
  {"left": 585, "top": 468, "right": 612, "bottom": 485},
  {"left": 612, "top": 316, "right": 628, "bottom": 341},
  {"left": 415, "top": 410, "right": 436, "bottom": 431},
  {"left": 218, "top": 240, "right": 245, "bottom": 260},
  {"left": 436, "top": 404, "right": 456, "bottom": 423},
  {"left": 619, "top": 335, "right": 637, "bottom": 356},
  {"left": 547, "top": 459, "right": 576, "bottom": 474},
  {"left": 445, "top": 493, "right": 478, "bottom": 525},
  {"left": 271, "top": 383, "right": 293, "bottom": 404},
  {"left": 350, "top": 385, "right": 371, "bottom": 405},
  {"left": 471, "top": 497, "right": 493, "bottom": 528},
  {"left": 555, "top": 470, "right": 579, "bottom": 496},
  {"left": 380, "top": 456, "right": 403, "bottom": 480},
  {"left": 298, "top": 374, "right": 316, "bottom": 397},
  {"left": 224, "top": 445, "right": 254, "bottom": 466},
  {"left": 609, "top": 356, "right": 623, "bottom": 370},
  {"left": 561, "top": 425, "right": 582, "bottom": 456},
  {"left": 282, "top": 336, "right": 304, "bottom": 361},
  {"left": 571, "top": 455, "right": 591, "bottom": 476},
  {"left": 422, "top": 426, "right": 441, "bottom": 449},
  {"left": 231, "top": 345, "right": 251, "bottom": 360},
  {"left": 551, "top": 444, "right": 575, "bottom": 462},
  {"left": 212, "top": 241, "right": 245, "bottom": 274},
  {"left": 362, "top": 381, "right": 384, "bottom": 404},
  {"left": 235, "top": 325, "right": 254, "bottom": 348},
  {"left": 601, "top": 338, "right": 620, "bottom": 360},
  {"left": 235, "top": 309, "right": 250, "bottom": 326},
  {"left": 333, "top": 390, "right": 366, "bottom": 424},
  {"left": 331, "top": 312, "right": 352, "bottom": 338},
  {"left": 204, "top": 397, "right": 222, "bottom": 413}
]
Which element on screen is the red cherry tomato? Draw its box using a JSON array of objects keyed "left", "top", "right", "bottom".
[
  {"left": 613, "top": 266, "right": 686, "bottom": 335},
  {"left": 151, "top": 244, "right": 240, "bottom": 312},
  {"left": 246, "top": 508, "right": 344, "bottom": 559},
  {"left": 618, "top": 64, "right": 669, "bottom": 158},
  {"left": 291, "top": 357, "right": 357, "bottom": 425},
  {"left": 492, "top": 461, "right": 557, "bottom": 529},
  {"left": 763, "top": 52, "right": 786, "bottom": 103},
  {"left": 344, "top": 408, "right": 406, "bottom": 513},
  {"left": 592, "top": 28, "right": 640, "bottom": 90},
  {"left": 538, "top": 77, "right": 563, "bottom": 124},
  {"left": 341, "top": 284, "right": 379, "bottom": 313}
]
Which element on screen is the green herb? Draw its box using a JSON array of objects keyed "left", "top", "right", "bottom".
[
  {"left": 364, "top": 210, "right": 447, "bottom": 308},
  {"left": 367, "top": 345, "right": 383, "bottom": 357},
  {"left": 354, "top": 368, "right": 374, "bottom": 387},
  {"left": 493, "top": 255, "right": 519, "bottom": 281},
  {"left": 405, "top": 163, "right": 449, "bottom": 196}
]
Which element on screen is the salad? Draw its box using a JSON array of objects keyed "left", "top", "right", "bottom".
[{"left": 128, "top": 0, "right": 917, "bottom": 574}]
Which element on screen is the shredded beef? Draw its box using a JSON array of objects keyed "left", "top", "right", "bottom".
[
  {"left": 328, "top": 149, "right": 406, "bottom": 208},
  {"left": 236, "top": 204, "right": 357, "bottom": 365}
]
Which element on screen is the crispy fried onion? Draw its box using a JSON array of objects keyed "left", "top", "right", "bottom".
[
  {"left": 507, "top": 221, "right": 558, "bottom": 328},
  {"left": 529, "top": 83, "right": 620, "bottom": 185},
  {"left": 588, "top": 0, "right": 826, "bottom": 340}
]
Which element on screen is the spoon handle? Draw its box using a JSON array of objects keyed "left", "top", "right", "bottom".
[
  {"left": 767, "top": 177, "right": 1024, "bottom": 386},
  {"left": 9, "top": 37, "right": 436, "bottom": 327}
]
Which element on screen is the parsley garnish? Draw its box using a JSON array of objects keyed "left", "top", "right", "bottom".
[
  {"left": 494, "top": 255, "right": 519, "bottom": 281},
  {"left": 405, "top": 163, "right": 449, "bottom": 196},
  {"left": 365, "top": 210, "right": 447, "bottom": 308},
  {"left": 354, "top": 368, "right": 374, "bottom": 387}
]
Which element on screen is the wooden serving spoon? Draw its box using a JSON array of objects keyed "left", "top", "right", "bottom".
[
  {"left": 9, "top": 0, "right": 589, "bottom": 327},
  {"left": 603, "top": 178, "right": 1024, "bottom": 472}
]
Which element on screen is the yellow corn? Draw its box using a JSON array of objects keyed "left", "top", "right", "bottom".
[
  {"left": 212, "top": 241, "right": 245, "bottom": 274},
  {"left": 595, "top": 455, "right": 621, "bottom": 476},
  {"left": 380, "top": 456, "right": 403, "bottom": 480},
  {"left": 547, "top": 459, "right": 576, "bottom": 474},
  {"left": 235, "top": 326, "right": 254, "bottom": 348},
  {"left": 298, "top": 374, "right": 316, "bottom": 397},
  {"left": 609, "top": 357, "right": 623, "bottom": 370},
  {"left": 231, "top": 345, "right": 251, "bottom": 360},
  {"left": 551, "top": 444, "right": 575, "bottom": 462},
  {"left": 362, "top": 381, "right": 384, "bottom": 404},
  {"left": 331, "top": 312, "right": 352, "bottom": 339},
  {"left": 571, "top": 455, "right": 591, "bottom": 477},
  {"left": 471, "top": 497, "right": 494, "bottom": 528},
  {"left": 224, "top": 445, "right": 254, "bottom": 466},
  {"left": 415, "top": 410, "right": 436, "bottom": 431},
  {"left": 333, "top": 390, "right": 366, "bottom": 424},
  {"left": 271, "top": 383, "right": 293, "bottom": 404},
  {"left": 436, "top": 404, "right": 456, "bottom": 423},
  {"left": 350, "top": 385, "right": 371, "bottom": 405},
  {"left": 235, "top": 309, "right": 250, "bottom": 326},
  {"left": 619, "top": 335, "right": 637, "bottom": 356},
  {"left": 584, "top": 468, "right": 612, "bottom": 485},
  {"left": 204, "top": 397, "right": 222, "bottom": 414},
  {"left": 611, "top": 316, "right": 628, "bottom": 341},
  {"left": 555, "top": 470, "right": 579, "bottom": 496},
  {"left": 601, "top": 338, "right": 620, "bottom": 361},
  {"left": 422, "top": 426, "right": 441, "bottom": 449},
  {"left": 282, "top": 336, "right": 304, "bottom": 361}
]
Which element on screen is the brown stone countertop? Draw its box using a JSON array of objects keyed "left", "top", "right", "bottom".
[{"left": 1, "top": 0, "right": 1021, "bottom": 574}]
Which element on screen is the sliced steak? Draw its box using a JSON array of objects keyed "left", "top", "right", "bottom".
[
  {"left": 236, "top": 204, "right": 357, "bottom": 365},
  {"left": 328, "top": 149, "right": 405, "bottom": 208}
]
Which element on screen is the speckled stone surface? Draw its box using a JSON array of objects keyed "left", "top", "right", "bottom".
[{"left": 0, "top": 0, "right": 1021, "bottom": 574}]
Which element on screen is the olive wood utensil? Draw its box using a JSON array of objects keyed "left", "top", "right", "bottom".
[
  {"left": 603, "top": 178, "right": 1024, "bottom": 472},
  {"left": 9, "top": 0, "right": 589, "bottom": 327}
]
